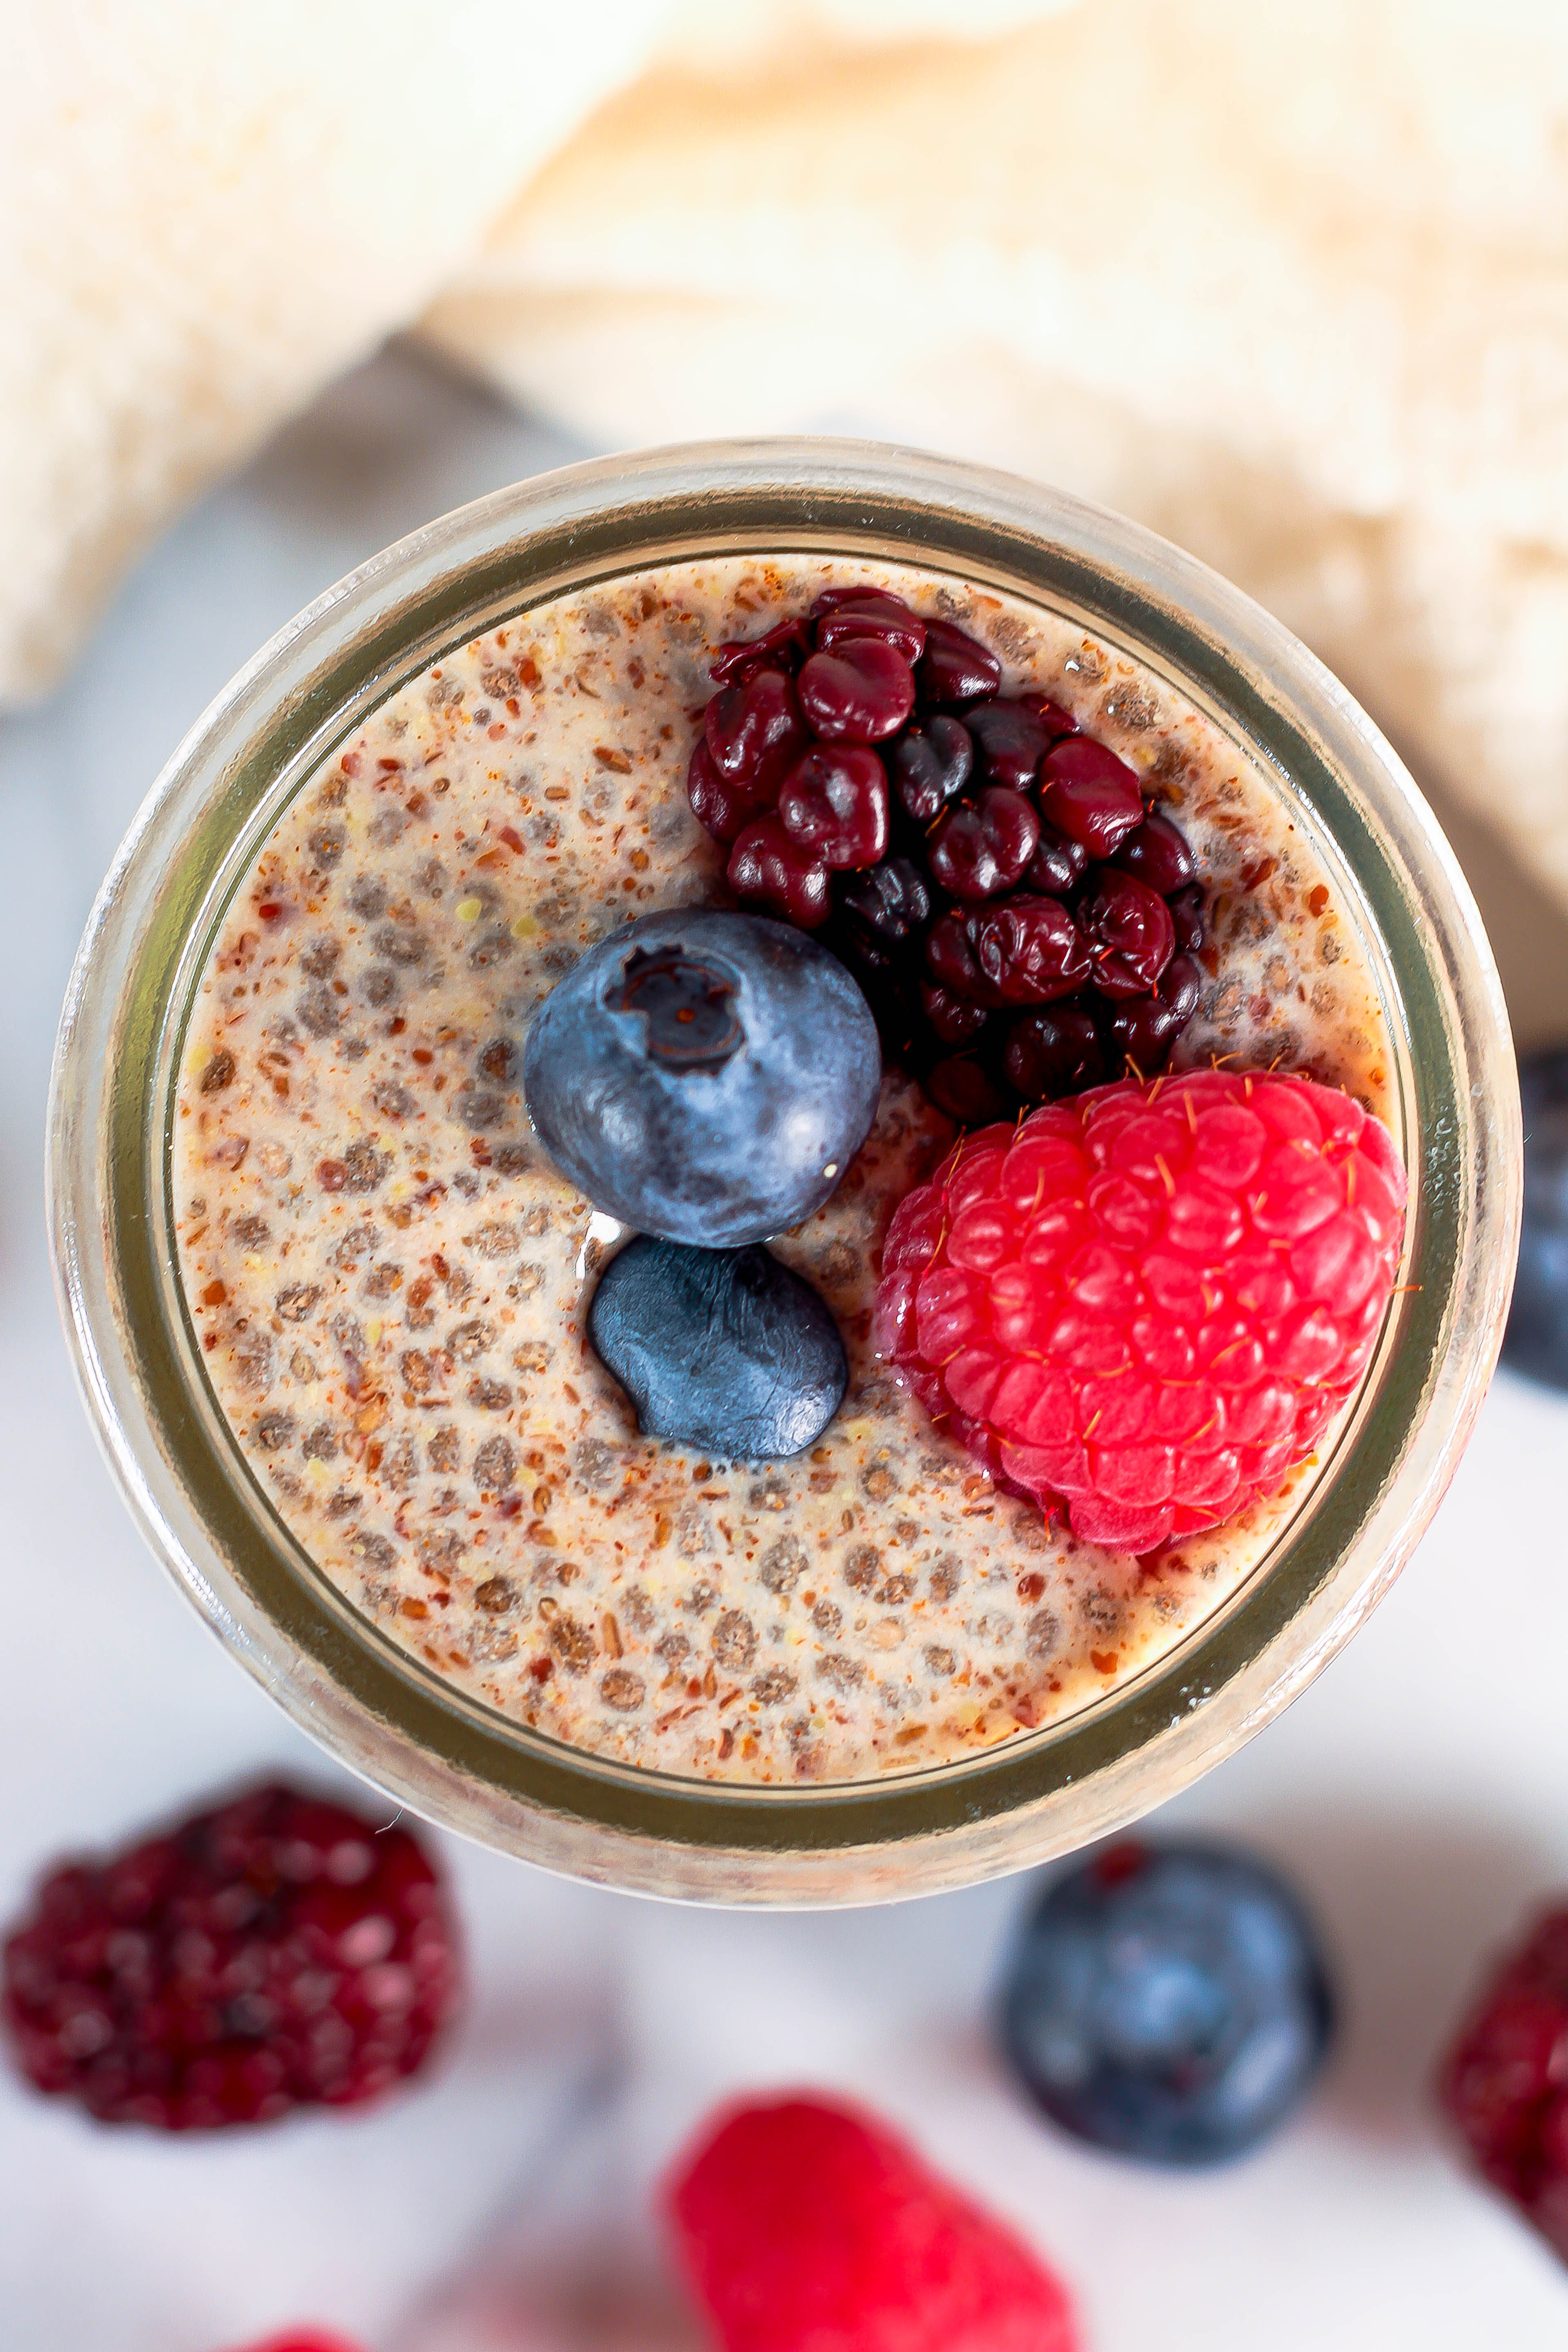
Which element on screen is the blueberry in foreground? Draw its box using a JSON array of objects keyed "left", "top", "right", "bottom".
[
  {"left": 522, "top": 908, "right": 881, "bottom": 1247},
  {"left": 589, "top": 1236, "right": 847, "bottom": 1459},
  {"left": 999, "top": 1839, "right": 1334, "bottom": 2166},
  {"left": 1502, "top": 1046, "right": 1568, "bottom": 1391}
]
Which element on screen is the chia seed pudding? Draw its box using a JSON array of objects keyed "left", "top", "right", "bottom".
[{"left": 172, "top": 557, "right": 1396, "bottom": 1786}]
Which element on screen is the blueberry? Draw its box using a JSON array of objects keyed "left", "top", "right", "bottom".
[
  {"left": 1503, "top": 1047, "right": 1568, "bottom": 1391},
  {"left": 523, "top": 909, "right": 881, "bottom": 1248},
  {"left": 589, "top": 1236, "right": 846, "bottom": 1458},
  {"left": 998, "top": 1839, "right": 1334, "bottom": 2167}
]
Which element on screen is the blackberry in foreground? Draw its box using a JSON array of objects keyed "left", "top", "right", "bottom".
[
  {"left": 686, "top": 585, "right": 1209, "bottom": 1113},
  {"left": 1439, "top": 1903, "right": 1568, "bottom": 2260},
  {"left": 999, "top": 1840, "right": 1335, "bottom": 2166},
  {"left": 2, "top": 1781, "right": 460, "bottom": 2130},
  {"left": 1502, "top": 1047, "right": 1568, "bottom": 1391}
]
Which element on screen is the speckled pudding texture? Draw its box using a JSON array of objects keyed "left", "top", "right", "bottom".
[{"left": 173, "top": 557, "right": 1396, "bottom": 1787}]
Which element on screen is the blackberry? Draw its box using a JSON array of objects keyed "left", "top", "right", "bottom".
[
  {"left": 1440, "top": 1900, "right": 1568, "bottom": 2256},
  {"left": 2, "top": 1781, "right": 460, "bottom": 2131},
  {"left": 686, "top": 585, "right": 1208, "bottom": 1112}
]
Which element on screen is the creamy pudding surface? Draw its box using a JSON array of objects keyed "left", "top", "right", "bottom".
[{"left": 172, "top": 556, "right": 1396, "bottom": 1786}]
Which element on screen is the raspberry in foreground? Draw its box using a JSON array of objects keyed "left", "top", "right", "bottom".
[
  {"left": 873, "top": 1067, "right": 1408, "bottom": 1553},
  {"left": 2, "top": 1781, "right": 460, "bottom": 2130},
  {"left": 221, "top": 2336, "right": 366, "bottom": 2352},
  {"left": 667, "top": 2095, "right": 1076, "bottom": 2352},
  {"left": 1439, "top": 1906, "right": 1568, "bottom": 2261}
]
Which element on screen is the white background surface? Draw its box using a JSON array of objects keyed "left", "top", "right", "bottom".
[{"left": 2, "top": 351, "right": 1566, "bottom": 2351}]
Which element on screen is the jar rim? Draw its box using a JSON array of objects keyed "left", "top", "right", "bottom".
[{"left": 47, "top": 437, "right": 1521, "bottom": 1904}]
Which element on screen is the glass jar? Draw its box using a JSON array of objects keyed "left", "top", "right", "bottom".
[{"left": 48, "top": 439, "right": 1520, "bottom": 1903}]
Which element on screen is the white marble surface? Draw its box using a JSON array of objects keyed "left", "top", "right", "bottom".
[{"left": 3, "top": 350, "right": 1567, "bottom": 2351}]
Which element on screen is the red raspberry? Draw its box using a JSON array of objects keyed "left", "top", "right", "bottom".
[
  {"left": 221, "top": 2336, "right": 366, "bottom": 2352},
  {"left": 667, "top": 2095, "right": 1077, "bottom": 2352},
  {"left": 1439, "top": 1908, "right": 1568, "bottom": 2261},
  {"left": 1, "top": 1781, "right": 461, "bottom": 2130},
  {"left": 874, "top": 1067, "right": 1407, "bottom": 1553}
]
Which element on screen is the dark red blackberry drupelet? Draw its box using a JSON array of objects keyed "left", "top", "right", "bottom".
[
  {"left": 705, "top": 668, "right": 810, "bottom": 801},
  {"left": 2, "top": 1781, "right": 461, "bottom": 2130},
  {"left": 888, "top": 716, "right": 972, "bottom": 824},
  {"left": 1439, "top": 1907, "right": 1568, "bottom": 2261},
  {"left": 778, "top": 745, "right": 890, "bottom": 869},
  {"left": 686, "top": 586, "right": 1209, "bottom": 1114},
  {"left": 919, "top": 614, "right": 1004, "bottom": 706},
  {"left": 727, "top": 816, "right": 832, "bottom": 928},
  {"left": 928, "top": 788, "right": 1040, "bottom": 902},
  {"left": 1077, "top": 869, "right": 1176, "bottom": 998}
]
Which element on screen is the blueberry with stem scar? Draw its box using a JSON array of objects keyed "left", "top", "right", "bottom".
[{"left": 522, "top": 909, "right": 881, "bottom": 1248}]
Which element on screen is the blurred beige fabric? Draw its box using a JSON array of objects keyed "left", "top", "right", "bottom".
[{"left": 7, "top": 0, "right": 1568, "bottom": 912}]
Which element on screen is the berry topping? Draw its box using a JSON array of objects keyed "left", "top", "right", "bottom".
[
  {"left": 798, "top": 639, "right": 915, "bottom": 743},
  {"left": 838, "top": 856, "right": 932, "bottom": 946},
  {"left": 687, "top": 590, "right": 1209, "bottom": 1110},
  {"left": 1167, "top": 881, "right": 1208, "bottom": 955},
  {"left": 888, "top": 714, "right": 973, "bottom": 824},
  {"left": 1, "top": 1782, "right": 459, "bottom": 2130},
  {"left": 222, "top": 2336, "right": 366, "bottom": 2352},
  {"left": 1111, "top": 806, "right": 1197, "bottom": 894},
  {"left": 968, "top": 895, "right": 1093, "bottom": 1005},
  {"left": 687, "top": 739, "right": 770, "bottom": 845},
  {"left": 926, "top": 1055, "right": 1012, "bottom": 1127},
  {"left": 999, "top": 1840, "right": 1334, "bottom": 2167},
  {"left": 1038, "top": 737, "right": 1145, "bottom": 857},
  {"left": 1100, "top": 953, "right": 1203, "bottom": 1076},
  {"left": 917, "top": 615, "right": 1003, "bottom": 706},
  {"left": 523, "top": 909, "right": 880, "bottom": 1248},
  {"left": 589, "top": 1237, "right": 847, "bottom": 1460},
  {"left": 709, "top": 616, "right": 811, "bottom": 688},
  {"left": 778, "top": 745, "right": 890, "bottom": 868},
  {"left": 923, "top": 907, "right": 990, "bottom": 999},
  {"left": 921, "top": 979, "right": 991, "bottom": 1046},
  {"left": 966, "top": 699, "right": 1064, "bottom": 790},
  {"left": 667, "top": 2095, "right": 1077, "bottom": 2352},
  {"left": 1004, "top": 1003, "right": 1105, "bottom": 1100},
  {"left": 1021, "top": 818, "right": 1089, "bottom": 898},
  {"left": 813, "top": 591, "right": 927, "bottom": 665},
  {"left": 705, "top": 668, "right": 810, "bottom": 798},
  {"left": 727, "top": 816, "right": 832, "bottom": 929},
  {"left": 1439, "top": 1903, "right": 1568, "bottom": 2257},
  {"left": 1502, "top": 1047, "right": 1568, "bottom": 1392},
  {"left": 1017, "top": 690, "right": 1081, "bottom": 735},
  {"left": 874, "top": 1067, "right": 1408, "bottom": 1551},
  {"left": 1077, "top": 868, "right": 1176, "bottom": 997},
  {"left": 928, "top": 786, "right": 1040, "bottom": 900}
]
